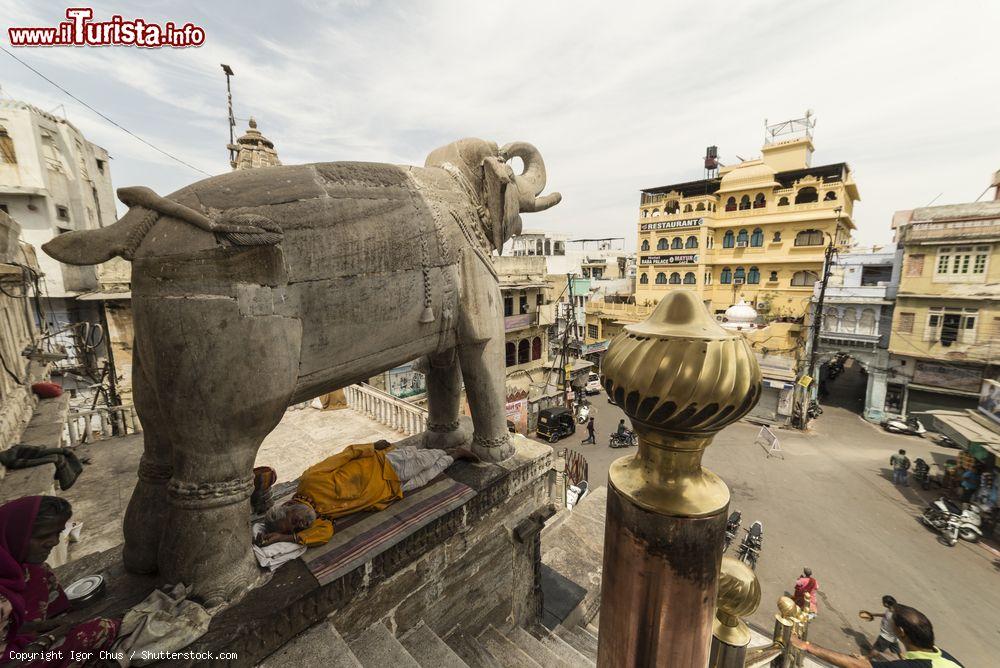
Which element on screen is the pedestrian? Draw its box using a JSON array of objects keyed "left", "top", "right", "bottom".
[
  {"left": 863, "top": 595, "right": 901, "bottom": 659},
  {"left": 792, "top": 567, "right": 819, "bottom": 618},
  {"left": 792, "top": 603, "right": 964, "bottom": 667},
  {"left": 581, "top": 417, "right": 596, "bottom": 444},
  {"left": 960, "top": 467, "right": 978, "bottom": 503},
  {"left": 890, "top": 449, "right": 910, "bottom": 486}
]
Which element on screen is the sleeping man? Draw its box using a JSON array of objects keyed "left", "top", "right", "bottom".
[{"left": 256, "top": 440, "right": 476, "bottom": 547}]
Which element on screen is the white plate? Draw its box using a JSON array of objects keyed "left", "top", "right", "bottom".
[{"left": 65, "top": 574, "right": 104, "bottom": 601}]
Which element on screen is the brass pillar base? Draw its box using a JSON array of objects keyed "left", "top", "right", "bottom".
[{"left": 597, "top": 480, "right": 726, "bottom": 667}]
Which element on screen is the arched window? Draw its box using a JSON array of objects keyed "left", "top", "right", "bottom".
[
  {"left": 824, "top": 306, "right": 841, "bottom": 332},
  {"left": 505, "top": 342, "right": 516, "bottom": 367},
  {"left": 544, "top": 240, "right": 551, "bottom": 255},
  {"left": 642, "top": 210, "right": 648, "bottom": 218},
  {"left": 639, "top": 273, "right": 649, "bottom": 284},
  {"left": 683, "top": 203, "right": 693, "bottom": 212},
  {"left": 824, "top": 191, "right": 838, "bottom": 201},
  {"left": 734, "top": 267, "right": 746, "bottom": 283},
  {"left": 753, "top": 193, "right": 766, "bottom": 209},
  {"left": 531, "top": 336, "right": 542, "bottom": 360},
  {"left": 683, "top": 272, "right": 696, "bottom": 284},
  {"left": 791, "top": 270, "right": 820, "bottom": 286},
  {"left": 671, "top": 237, "right": 683, "bottom": 249},
  {"left": 739, "top": 195, "right": 751, "bottom": 210},
  {"left": 725, "top": 197, "right": 737, "bottom": 212},
  {"left": 778, "top": 196, "right": 789, "bottom": 206},
  {"left": 795, "top": 187, "right": 818, "bottom": 204},
  {"left": 651, "top": 208, "right": 660, "bottom": 216},
  {"left": 859, "top": 308, "right": 877, "bottom": 335},
  {"left": 666, "top": 200, "right": 679, "bottom": 214},
  {"left": 655, "top": 272, "right": 667, "bottom": 284},
  {"left": 750, "top": 228, "right": 764, "bottom": 247},
  {"left": 536, "top": 240, "right": 543, "bottom": 255},
  {"left": 723, "top": 231, "right": 735, "bottom": 248},
  {"left": 841, "top": 308, "right": 858, "bottom": 332},
  {"left": 772, "top": 231, "right": 782, "bottom": 242},
  {"left": 517, "top": 339, "right": 530, "bottom": 364},
  {"left": 696, "top": 202, "right": 705, "bottom": 211},
  {"left": 669, "top": 272, "right": 681, "bottom": 284},
  {"left": 685, "top": 235, "right": 698, "bottom": 248},
  {"left": 704, "top": 271, "right": 712, "bottom": 285},
  {"left": 794, "top": 229, "right": 824, "bottom": 246},
  {"left": 657, "top": 238, "right": 669, "bottom": 250},
  {"left": 720, "top": 267, "right": 732, "bottom": 284},
  {"left": 641, "top": 239, "right": 650, "bottom": 251},
  {"left": 737, "top": 229, "right": 749, "bottom": 246},
  {"left": 747, "top": 266, "right": 760, "bottom": 284}
]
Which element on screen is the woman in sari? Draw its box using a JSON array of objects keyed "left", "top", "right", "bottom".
[{"left": 1, "top": 496, "right": 118, "bottom": 667}]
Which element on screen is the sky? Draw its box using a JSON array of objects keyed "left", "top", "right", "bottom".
[{"left": 2, "top": 1, "right": 998, "bottom": 249}]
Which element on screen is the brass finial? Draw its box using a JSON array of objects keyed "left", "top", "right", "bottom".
[
  {"left": 714, "top": 556, "right": 762, "bottom": 647},
  {"left": 600, "top": 291, "right": 762, "bottom": 516}
]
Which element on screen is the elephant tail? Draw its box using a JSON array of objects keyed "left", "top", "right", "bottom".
[{"left": 43, "top": 186, "right": 283, "bottom": 266}]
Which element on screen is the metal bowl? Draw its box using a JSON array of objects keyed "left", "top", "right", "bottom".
[{"left": 64, "top": 574, "right": 105, "bottom": 606}]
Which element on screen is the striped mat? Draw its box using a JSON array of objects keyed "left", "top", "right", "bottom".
[{"left": 291, "top": 477, "right": 476, "bottom": 585}]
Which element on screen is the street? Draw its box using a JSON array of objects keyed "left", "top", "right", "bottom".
[{"left": 551, "top": 384, "right": 999, "bottom": 665}]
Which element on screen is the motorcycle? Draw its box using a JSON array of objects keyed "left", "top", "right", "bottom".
[
  {"left": 724, "top": 511, "right": 742, "bottom": 551},
  {"left": 921, "top": 497, "right": 983, "bottom": 545},
  {"left": 826, "top": 353, "right": 847, "bottom": 380},
  {"left": 807, "top": 400, "right": 823, "bottom": 420},
  {"left": 736, "top": 521, "right": 763, "bottom": 570},
  {"left": 913, "top": 458, "right": 933, "bottom": 490},
  {"left": 882, "top": 416, "right": 926, "bottom": 436},
  {"left": 609, "top": 430, "right": 637, "bottom": 448}
]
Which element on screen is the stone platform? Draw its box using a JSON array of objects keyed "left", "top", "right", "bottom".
[{"left": 55, "top": 434, "right": 555, "bottom": 666}]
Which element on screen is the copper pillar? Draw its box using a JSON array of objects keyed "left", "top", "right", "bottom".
[{"left": 597, "top": 292, "right": 762, "bottom": 668}]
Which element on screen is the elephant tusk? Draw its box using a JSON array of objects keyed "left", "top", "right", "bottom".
[{"left": 525, "top": 192, "right": 562, "bottom": 213}]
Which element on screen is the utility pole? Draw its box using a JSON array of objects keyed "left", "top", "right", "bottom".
[
  {"left": 562, "top": 273, "right": 576, "bottom": 407},
  {"left": 800, "top": 205, "right": 842, "bottom": 428},
  {"left": 221, "top": 64, "right": 236, "bottom": 166}
]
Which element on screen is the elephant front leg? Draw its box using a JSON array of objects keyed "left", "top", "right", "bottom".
[{"left": 458, "top": 336, "right": 514, "bottom": 462}]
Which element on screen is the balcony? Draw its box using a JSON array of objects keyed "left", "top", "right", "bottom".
[
  {"left": 504, "top": 312, "right": 538, "bottom": 332},
  {"left": 816, "top": 284, "right": 892, "bottom": 302}
]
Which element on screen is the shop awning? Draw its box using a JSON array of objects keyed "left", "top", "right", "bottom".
[{"left": 923, "top": 409, "right": 1000, "bottom": 459}]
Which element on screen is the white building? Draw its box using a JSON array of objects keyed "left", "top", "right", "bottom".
[{"left": 0, "top": 99, "right": 117, "bottom": 381}]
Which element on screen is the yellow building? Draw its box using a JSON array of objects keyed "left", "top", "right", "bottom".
[{"left": 886, "top": 197, "right": 1000, "bottom": 416}]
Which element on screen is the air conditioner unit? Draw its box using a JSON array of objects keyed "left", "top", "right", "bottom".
[
  {"left": 756, "top": 301, "right": 770, "bottom": 312},
  {"left": 736, "top": 241, "right": 749, "bottom": 248},
  {"left": 734, "top": 278, "right": 745, "bottom": 285}
]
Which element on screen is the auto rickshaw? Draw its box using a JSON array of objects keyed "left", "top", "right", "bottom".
[{"left": 536, "top": 406, "right": 576, "bottom": 443}]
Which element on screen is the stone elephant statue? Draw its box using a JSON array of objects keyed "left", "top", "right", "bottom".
[{"left": 43, "top": 138, "right": 561, "bottom": 604}]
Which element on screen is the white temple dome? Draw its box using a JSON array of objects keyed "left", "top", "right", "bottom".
[{"left": 721, "top": 300, "right": 758, "bottom": 330}]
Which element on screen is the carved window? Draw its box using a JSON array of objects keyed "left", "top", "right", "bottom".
[
  {"left": 504, "top": 296, "right": 514, "bottom": 317},
  {"left": 795, "top": 187, "right": 818, "bottom": 204},
  {"left": 641, "top": 239, "right": 650, "bottom": 251},
  {"left": 778, "top": 197, "right": 789, "bottom": 206},
  {"left": 657, "top": 238, "right": 669, "bottom": 250},
  {"left": 531, "top": 337, "right": 542, "bottom": 361},
  {"left": 736, "top": 229, "right": 749, "bottom": 246},
  {"left": 723, "top": 231, "right": 735, "bottom": 248},
  {"left": 665, "top": 200, "right": 679, "bottom": 214},
  {"left": 669, "top": 272, "right": 681, "bottom": 284},
  {"left": 794, "top": 230, "right": 824, "bottom": 246},
  {"left": 655, "top": 272, "right": 667, "bottom": 285},
  {"left": 750, "top": 228, "right": 764, "bottom": 247},
  {"left": 725, "top": 197, "right": 737, "bottom": 212},
  {"left": 772, "top": 231, "right": 782, "bottom": 242},
  {"left": 747, "top": 266, "right": 760, "bottom": 284},
  {"left": 753, "top": 193, "right": 766, "bottom": 209},
  {"left": 639, "top": 273, "right": 649, "bottom": 284},
  {"left": 683, "top": 204, "right": 693, "bottom": 213},
  {"left": 685, "top": 236, "right": 698, "bottom": 249},
  {"left": 505, "top": 342, "right": 516, "bottom": 367},
  {"left": 517, "top": 339, "right": 530, "bottom": 364},
  {"left": 683, "top": 272, "right": 696, "bottom": 284},
  {"left": 720, "top": 267, "right": 732, "bottom": 284},
  {"left": 897, "top": 312, "right": 915, "bottom": 334},
  {"left": 734, "top": 267, "right": 746, "bottom": 283},
  {"left": 671, "top": 237, "right": 683, "bottom": 249},
  {"left": 769, "top": 270, "right": 778, "bottom": 281},
  {"left": 696, "top": 202, "right": 705, "bottom": 211},
  {"left": 739, "top": 195, "right": 751, "bottom": 210},
  {"left": 791, "top": 270, "right": 820, "bottom": 286},
  {"left": 824, "top": 191, "right": 838, "bottom": 201}
]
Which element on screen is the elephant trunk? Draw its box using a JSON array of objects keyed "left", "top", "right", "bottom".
[{"left": 500, "top": 142, "right": 561, "bottom": 213}]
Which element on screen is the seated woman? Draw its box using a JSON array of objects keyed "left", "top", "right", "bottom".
[
  {"left": 1, "top": 496, "right": 119, "bottom": 667},
  {"left": 257, "top": 441, "right": 476, "bottom": 547}
]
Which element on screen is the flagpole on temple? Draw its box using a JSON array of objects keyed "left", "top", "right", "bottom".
[{"left": 596, "top": 291, "right": 762, "bottom": 667}]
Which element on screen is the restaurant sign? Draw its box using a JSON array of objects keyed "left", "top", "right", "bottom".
[
  {"left": 639, "top": 254, "right": 698, "bottom": 265},
  {"left": 640, "top": 217, "right": 703, "bottom": 231}
]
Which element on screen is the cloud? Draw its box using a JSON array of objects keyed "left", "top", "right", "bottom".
[{"left": 1, "top": 0, "right": 998, "bottom": 245}]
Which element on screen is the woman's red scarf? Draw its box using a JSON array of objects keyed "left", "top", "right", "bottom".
[{"left": 0, "top": 495, "right": 42, "bottom": 651}]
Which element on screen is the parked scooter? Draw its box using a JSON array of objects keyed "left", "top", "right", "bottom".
[
  {"left": 826, "top": 353, "right": 847, "bottom": 380},
  {"left": 575, "top": 402, "right": 591, "bottom": 424},
  {"left": 736, "top": 521, "right": 764, "bottom": 570},
  {"left": 882, "top": 416, "right": 926, "bottom": 436},
  {"left": 566, "top": 480, "right": 589, "bottom": 510},
  {"left": 609, "top": 429, "right": 637, "bottom": 448},
  {"left": 724, "top": 511, "right": 742, "bottom": 551},
  {"left": 921, "top": 497, "right": 983, "bottom": 545}
]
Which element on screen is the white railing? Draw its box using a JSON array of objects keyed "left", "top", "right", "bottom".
[
  {"left": 65, "top": 405, "right": 142, "bottom": 446},
  {"left": 344, "top": 383, "right": 428, "bottom": 436}
]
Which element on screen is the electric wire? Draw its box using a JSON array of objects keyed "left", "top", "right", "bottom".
[{"left": 0, "top": 45, "right": 212, "bottom": 177}]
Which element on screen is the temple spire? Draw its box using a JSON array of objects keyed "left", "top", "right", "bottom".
[{"left": 228, "top": 117, "right": 281, "bottom": 170}]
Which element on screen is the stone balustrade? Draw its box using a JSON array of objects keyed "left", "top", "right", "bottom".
[
  {"left": 344, "top": 383, "right": 428, "bottom": 436},
  {"left": 65, "top": 405, "right": 142, "bottom": 446}
]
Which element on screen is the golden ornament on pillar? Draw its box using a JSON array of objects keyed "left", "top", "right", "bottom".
[{"left": 714, "top": 556, "right": 762, "bottom": 647}]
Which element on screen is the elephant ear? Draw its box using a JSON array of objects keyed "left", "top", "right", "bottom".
[{"left": 482, "top": 156, "right": 520, "bottom": 253}]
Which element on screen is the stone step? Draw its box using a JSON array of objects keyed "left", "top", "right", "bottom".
[
  {"left": 477, "top": 625, "right": 542, "bottom": 668},
  {"left": 348, "top": 622, "right": 421, "bottom": 668},
  {"left": 399, "top": 621, "right": 469, "bottom": 668},
  {"left": 259, "top": 621, "right": 362, "bottom": 668},
  {"left": 555, "top": 625, "right": 598, "bottom": 662},
  {"left": 586, "top": 622, "right": 600, "bottom": 637},
  {"left": 446, "top": 630, "right": 504, "bottom": 668},
  {"left": 577, "top": 623, "right": 599, "bottom": 644},
  {"left": 505, "top": 626, "right": 573, "bottom": 668},
  {"left": 531, "top": 626, "right": 594, "bottom": 667}
]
